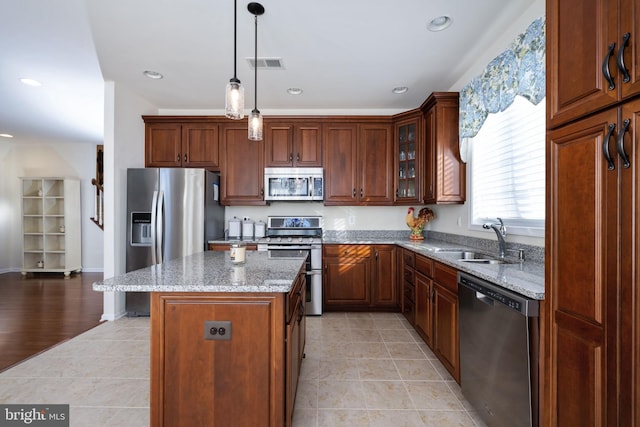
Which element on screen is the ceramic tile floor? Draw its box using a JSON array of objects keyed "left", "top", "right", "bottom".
[{"left": 0, "top": 312, "right": 487, "bottom": 427}]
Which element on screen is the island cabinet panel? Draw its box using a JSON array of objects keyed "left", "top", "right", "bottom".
[
  {"left": 150, "top": 293, "right": 285, "bottom": 427},
  {"left": 285, "top": 272, "right": 306, "bottom": 426},
  {"left": 220, "top": 125, "right": 266, "bottom": 205},
  {"left": 265, "top": 122, "right": 323, "bottom": 167}
]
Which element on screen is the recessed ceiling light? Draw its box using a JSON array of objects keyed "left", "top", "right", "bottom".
[
  {"left": 427, "top": 15, "right": 452, "bottom": 32},
  {"left": 20, "top": 78, "right": 42, "bottom": 87},
  {"left": 143, "top": 70, "right": 164, "bottom": 80},
  {"left": 287, "top": 88, "right": 303, "bottom": 95},
  {"left": 392, "top": 86, "right": 409, "bottom": 94},
  {"left": 0, "top": 133, "right": 14, "bottom": 138}
]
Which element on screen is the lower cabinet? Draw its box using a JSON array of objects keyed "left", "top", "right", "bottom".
[
  {"left": 286, "top": 271, "right": 306, "bottom": 426},
  {"left": 431, "top": 262, "right": 460, "bottom": 383},
  {"left": 323, "top": 244, "right": 398, "bottom": 311},
  {"left": 149, "top": 268, "right": 305, "bottom": 426},
  {"left": 415, "top": 272, "right": 433, "bottom": 347},
  {"left": 207, "top": 243, "right": 258, "bottom": 251}
]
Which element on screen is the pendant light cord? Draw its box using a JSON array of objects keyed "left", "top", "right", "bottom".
[
  {"left": 254, "top": 14, "right": 258, "bottom": 110},
  {"left": 233, "top": 0, "right": 237, "bottom": 80}
]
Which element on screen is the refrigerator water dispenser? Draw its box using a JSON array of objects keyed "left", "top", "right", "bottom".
[{"left": 130, "top": 212, "right": 152, "bottom": 246}]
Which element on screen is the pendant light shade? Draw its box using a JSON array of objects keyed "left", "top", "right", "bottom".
[
  {"left": 225, "top": 0, "right": 244, "bottom": 119},
  {"left": 247, "top": 2, "right": 264, "bottom": 141}
]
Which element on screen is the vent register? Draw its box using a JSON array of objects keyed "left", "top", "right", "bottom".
[{"left": 247, "top": 57, "right": 284, "bottom": 69}]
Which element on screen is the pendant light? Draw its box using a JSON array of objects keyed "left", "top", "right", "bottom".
[
  {"left": 247, "top": 2, "right": 264, "bottom": 141},
  {"left": 225, "top": 0, "right": 244, "bottom": 119}
]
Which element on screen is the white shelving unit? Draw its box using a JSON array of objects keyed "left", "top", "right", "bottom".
[{"left": 20, "top": 177, "right": 82, "bottom": 276}]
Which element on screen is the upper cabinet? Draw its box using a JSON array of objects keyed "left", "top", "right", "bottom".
[
  {"left": 393, "top": 110, "right": 423, "bottom": 204},
  {"left": 547, "top": 0, "right": 640, "bottom": 128},
  {"left": 421, "top": 92, "right": 466, "bottom": 204},
  {"left": 143, "top": 118, "right": 220, "bottom": 170},
  {"left": 323, "top": 121, "right": 393, "bottom": 205},
  {"left": 265, "top": 122, "right": 323, "bottom": 167},
  {"left": 219, "top": 124, "right": 266, "bottom": 206}
]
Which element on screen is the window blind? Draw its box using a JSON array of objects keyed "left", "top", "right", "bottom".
[{"left": 470, "top": 95, "right": 545, "bottom": 232}]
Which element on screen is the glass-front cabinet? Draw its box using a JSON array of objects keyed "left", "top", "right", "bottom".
[{"left": 394, "top": 112, "right": 422, "bottom": 204}]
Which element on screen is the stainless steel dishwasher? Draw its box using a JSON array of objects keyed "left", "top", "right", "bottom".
[{"left": 458, "top": 272, "right": 540, "bottom": 427}]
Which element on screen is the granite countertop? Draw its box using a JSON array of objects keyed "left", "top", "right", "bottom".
[
  {"left": 323, "top": 238, "right": 545, "bottom": 300},
  {"left": 92, "top": 251, "right": 305, "bottom": 293}
]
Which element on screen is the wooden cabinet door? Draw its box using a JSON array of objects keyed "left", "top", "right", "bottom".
[
  {"left": 182, "top": 124, "right": 220, "bottom": 169},
  {"left": 294, "top": 124, "right": 323, "bottom": 167},
  {"left": 323, "top": 245, "right": 371, "bottom": 309},
  {"left": 371, "top": 245, "right": 397, "bottom": 308},
  {"left": 414, "top": 272, "right": 432, "bottom": 347},
  {"left": 145, "top": 123, "right": 182, "bottom": 167},
  {"left": 220, "top": 125, "right": 266, "bottom": 205},
  {"left": 546, "top": 109, "right": 618, "bottom": 427},
  {"left": 359, "top": 124, "right": 393, "bottom": 205},
  {"left": 394, "top": 113, "right": 422, "bottom": 204},
  {"left": 547, "top": 0, "right": 620, "bottom": 127},
  {"left": 150, "top": 293, "right": 285, "bottom": 427},
  {"left": 265, "top": 123, "right": 294, "bottom": 167},
  {"left": 323, "top": 124, "right": 358, "bottom": 204},
  {"left": 286, "top": 278, "right": 304, "bottom": 427},
  {"left": 265, "top": 123, "right": 322, "bottom": 167},
  {"left": 422, "top": 93, "right": 465, "bottom": 204},
  {"left": 619, "top": 0, "right": 640, "bottom": 100},
  {"left": 433, "top": 283, "right": 459, "bottom": 382}
]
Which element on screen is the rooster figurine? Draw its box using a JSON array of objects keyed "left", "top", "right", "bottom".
[{"left": 406, "top": 207, "right": 435, "bottom": 240}]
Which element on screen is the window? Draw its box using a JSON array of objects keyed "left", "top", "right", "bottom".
[{"left": 470, "top": 95, "right": 545, "bottom": 236}]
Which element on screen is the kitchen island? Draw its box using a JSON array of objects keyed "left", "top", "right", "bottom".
[{"left": 93, "top": 251, "right": 307, "bottom": 427}]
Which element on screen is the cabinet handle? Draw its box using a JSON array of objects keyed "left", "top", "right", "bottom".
[
  {"left": 184, "top": 154, "right": 187, "bottom": 162},
  {"left": 617, "top": 33, "right": 631, "bottom": 83},
  {"left": 176, "top": 154, "right": 180, "bottom": 162},
  {"left": 375, "top": 250, "right": 379, "bottom": 261},
  {"left": 603, "top": 123, "right": 616, "bottom": 171},
  {"left": 617, "top": 118, "right": 631, "bottom": 169},
  {"left": 396, "top": 189, "right": 399, "bottom": 198},
  {"left": 289, "top": 153, "right": 293, "bottom": 161},
  {"left": 360, "top": 189, "right": 363, "bottom": 198},
  {"left": 352, "top": 188, "right": 356, "bottom": 197},
  {"left": 260, "top": 188, "right": 264, "bottom": 196},
  {"left": 296, "top": 153, "right": 300, "bottom": 161},
  {"left": 602, "top": 42, "right": 616, "bottom": 90}
]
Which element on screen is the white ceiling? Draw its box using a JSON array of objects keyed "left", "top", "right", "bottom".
[{"left": 1, "top": 0, "right": 537, "bottom": 145}]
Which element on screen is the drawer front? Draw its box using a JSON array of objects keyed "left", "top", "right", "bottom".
[
  {"left": 402, "top": 249, "right": 415, "bottom": 267},
  {"left": 403, "top": 280, "right": 415, "bottom": 303},
  {"left": 433, "top": 261, "right": 457, "bottom": 293},
  {"left": 324, "top": 244, "right": 371, "bottom": 258},
  {"left": 415, "top": 255, "right": 433, "bottom": 277},
  {"left": 403, "top": 266, "right": 414, "bottom": 284}
]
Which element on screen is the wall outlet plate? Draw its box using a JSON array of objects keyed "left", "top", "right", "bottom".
[{"left": 204, "top": 321, "right": 232, "bottom": 341}]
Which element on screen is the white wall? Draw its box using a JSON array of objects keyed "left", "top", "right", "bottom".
[
  {"left": 100, "top": 81, "right": 157, "bottom": 320},
  {"left": 0, "top": 138, "right": 104, "bottom": 273}
]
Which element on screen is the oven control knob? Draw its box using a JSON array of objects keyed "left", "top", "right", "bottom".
[
  {"left": 277, "top": 237, "right": 282, "bottom": 242},
  {"left": 287, "top": 237, "right": 293, "bottom": 242},
  {"left": 266, "top": 237, "right": 271, "bottom": 242},
  {"left": 298, "top": 237, "right": 303, "bottom": 243}
]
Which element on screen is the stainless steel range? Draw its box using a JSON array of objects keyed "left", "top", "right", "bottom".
[{"left": 257, "top": 216, "right": 323, "bottom": 315}]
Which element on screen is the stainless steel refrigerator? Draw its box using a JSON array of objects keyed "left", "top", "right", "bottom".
[{"left": 125, "top": 168, "right": 225, "bottom": 315}]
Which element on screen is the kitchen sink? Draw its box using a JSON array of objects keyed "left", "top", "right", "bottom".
[{"left": 436, "top": 250, "right": 508, "bottom": 264}]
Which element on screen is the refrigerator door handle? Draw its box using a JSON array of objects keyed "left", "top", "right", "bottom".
[
  {"left": 157, "top": 190, "right": 165, "bottom": 264},
  {"left": 150, "top": 190, "right": 159, "bottom": 265}
]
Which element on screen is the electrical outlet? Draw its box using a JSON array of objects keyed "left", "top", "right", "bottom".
[{"left": 204, "top": 321, "right": 232, "bottom": 341}]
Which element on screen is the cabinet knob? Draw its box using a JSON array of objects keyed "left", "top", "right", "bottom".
[
  {"left": 289, "top": 153, "right": 293, "bottom": 161},
  {"left": 176, "top": 154, "right": 180, "bottom": 161},
  {"left": 352, "top": 189, "right": 356, "bottom": 197},
  {"left": 296, "top": 153, "right": 300, "bottom": 161},
  {"left": 184, "top": 154, "right": 187, "bottom": 162}
]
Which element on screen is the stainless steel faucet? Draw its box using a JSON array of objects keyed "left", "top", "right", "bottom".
[{"left": 483, "top": 218, "right": 507, "bottom": 259}]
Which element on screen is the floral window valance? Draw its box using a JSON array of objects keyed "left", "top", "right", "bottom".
[{"left": 459, "top": 16, "right": 545, "bottom": 139}]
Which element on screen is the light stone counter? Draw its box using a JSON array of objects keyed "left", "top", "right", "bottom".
[
  {"left": 92, "top": 250, "right": 305, "bottom": 293},
  {"left": 323, "top": 238, "right": 545, "bottom": 300}
]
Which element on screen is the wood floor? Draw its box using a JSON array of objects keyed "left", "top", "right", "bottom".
[{"left": 0, "top": 271, "right": 104, "bottom": 373}]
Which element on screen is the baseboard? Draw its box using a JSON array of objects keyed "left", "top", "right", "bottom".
[
  {"left": 0, "top": 267, "right": 104, "bottom": 275},
  {"left": 0, "top": 268, "right": 22, "bottom": 275}
]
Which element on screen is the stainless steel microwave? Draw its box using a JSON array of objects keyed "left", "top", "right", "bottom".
[{"left": 264, "top": 167, "right": 323, "bottom": 201}]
